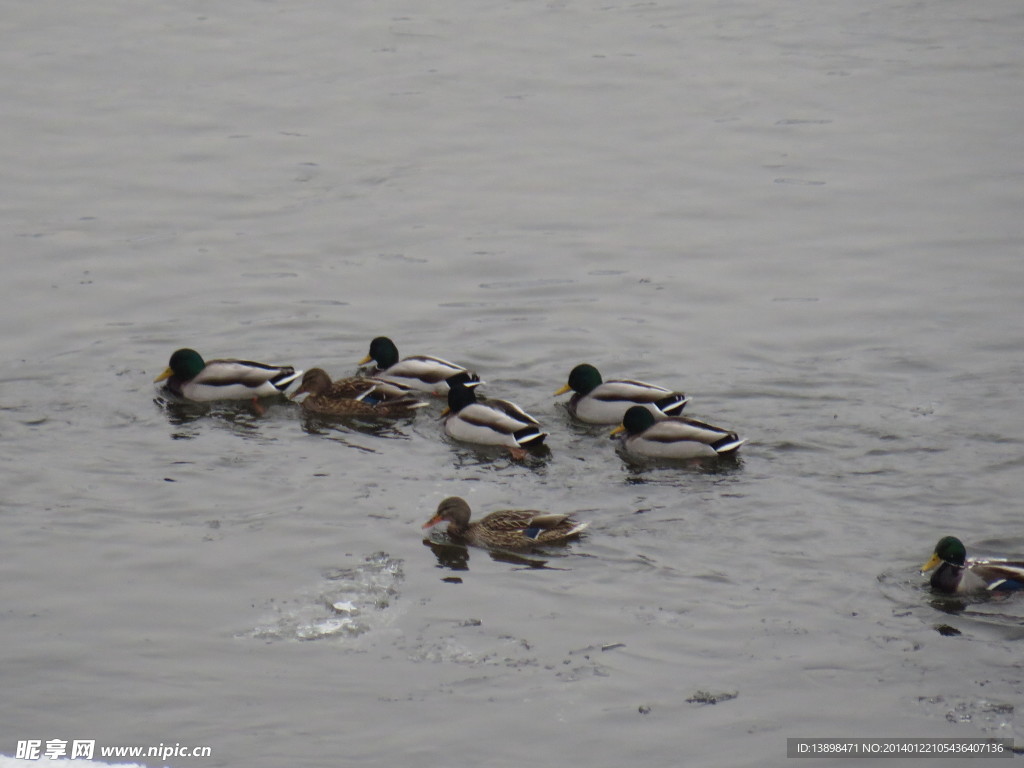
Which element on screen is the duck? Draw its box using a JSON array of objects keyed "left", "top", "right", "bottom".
[
  {"left": 422, "top": 496, "right": 588, "bottom": 550},
  {"left": 154, "top": 348, "right": 303, "bottom": 402},
  {"left": 554, "top": 362, "right": 690, "bottom": 424},
  {"left": 920, "top": 536, "right": 1024, "bottom": 594},
  {"left": 289, "top": 368, "right": 428, "bottom": 418},
  {"left": 358, "top": 336, "right": 480, "bottom": 394},
  {"left": 443, "top": 374, "right": 547, "bottom": 455},
  {"left": 610, "top": 405, "right": 746, "bottom": 460}
]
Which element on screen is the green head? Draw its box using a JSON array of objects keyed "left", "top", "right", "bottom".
[
  {"left": 933, "top": 536, "right": 967, "bottom": 567},
  {"left": 155, "top": 348, "right": 206, "bottom": 383},
  {"left": 445, "top": 377, "right": 479, "bottom": 413},
  {"left": 616, "top": 404, "right": 657, "bottom": 436},
  {"left": 364, "top": 336, "right": 399, "bottom": 369},
  {"left": 566, "top": 363, "right": 604, "bottom": 396}
]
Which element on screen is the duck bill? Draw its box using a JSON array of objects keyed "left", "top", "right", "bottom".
[
  {"left": 610, "top": 424, "right": 626, "bottom": 437},
  {"left": 358, "top": 354, "right": 373, "bottom": 365},
  {"left": 920, "top": 553, "right": 942, "bottom": 574},
  {"left": 422, "top": 515, "right": 443, "bottom": 530},
  {"left": 553, "top": 384, "right": 572, "bottom": 396},
  {"left": 153, "top": 367, "right": 174, "bottom": 383},
  {"left": 439, "top": 406, "right": 451, "bottom": 417}
]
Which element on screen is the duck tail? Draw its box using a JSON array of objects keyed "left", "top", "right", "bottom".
[
  {"left": 563, "top": 520, "right": 589, "bottom": 538},
  {"left": 525, "top": 519, "right": 587, "bottom": 541},
  {"left": 713, "top": 434, "right": 747, "bottom": 455},
  {"left": 513, "top": 426, "right": 548, "bottom": 447},
  {"left": 656, "top": 393, "right": 690, "bottom": 417},
  {"left": 397, "top": 396, "right": 431, "bottom": 411},
  {"left": 272, "top": 368, "right": 305, "bottom": 395}
]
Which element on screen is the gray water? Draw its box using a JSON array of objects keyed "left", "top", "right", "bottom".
[{"left": 3, "top": 1, "right": 1024, "bottom": 766}]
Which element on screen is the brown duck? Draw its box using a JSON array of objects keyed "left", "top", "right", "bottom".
[
  {"left": 422, "top": 496, "right": 588, "bottom": 550},
  {"left": 290, "top": 368, "right": 428, "bottom": 418}
]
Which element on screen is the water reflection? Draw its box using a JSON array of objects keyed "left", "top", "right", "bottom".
[
  {"left": 879, "top": 569, "right": 1024, "bottom": 639},
  {"left": 299, "top": 412, "right": 414, "bottom": 440},
  {"left": 421, "top": 538, "right": 564, "bottom": 570},
  {"left": 156, "top": 396, "right": 212, "bottom": 424},
  {"left": 618, "top": 452, "right": 745, "bottom": 478},
  {"left": 423, "top": 538, "right": 470, "bottom": 570},
  {"left": 446, "top": 441, "right": 551, "bottom": 471},
  {"left": 155, "top": 396, "right": 271, "bottom": 435},
  {"left": 155, "top": 390, "right": 426, "bottom": 444}
]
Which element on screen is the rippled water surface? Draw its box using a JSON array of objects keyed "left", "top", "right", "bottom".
[{"left": 3, "top": 1, "right": 1024, "bottom": 766}]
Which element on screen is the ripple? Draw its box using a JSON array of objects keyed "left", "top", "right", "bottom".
[
  {"left": 775, "top": 118, "right": 833, "bottom": 125},
  {"left": 249, "top": 552, "right": 403, "bottom": 642},
  {"left": 917, "top": 695, "right": 1016, "bottom": 736},
  {"left": 773, "top": 178, "right": 827, "bottom": 186},
  {"left": 479, "top": 278, "right": 575, "bottom": 290},
  {"left": 878, "top": 567, "right": 1024, "bottom": 639}
]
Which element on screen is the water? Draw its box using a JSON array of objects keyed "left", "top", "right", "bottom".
[{"left": 3, "top": 0, "right": 1024, "bottom": 765}]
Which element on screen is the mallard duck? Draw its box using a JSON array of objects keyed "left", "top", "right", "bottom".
[
  {"left": 921, "top": 536, "right": 1024, "bottom": 594},
  {"left": 443, "top": 375, "right": 547, "bottom": 452},
  {"left": 610, "top": 405, "right": 746, "bottom": 459},
  {"left": 422, "top": 496, "right": 588, "bottom": 550},
  {"left": 554, "top": 363, "right": 690, "bottom": 424},
  {"left": 359, "top": 336, "right": 480, "bottom": 394},
  {"left": 154, "top": 348, "right": 303, "bottom": 402},
  {"left": 290, "top": 368, "right": 429, "bottom": 418}
]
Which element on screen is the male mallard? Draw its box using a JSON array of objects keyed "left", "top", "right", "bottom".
[
  {"left": 422, "top": 496, "right": 588, "bottom": 550},
  {"left": 443, "top": 375, "right": 547, "bottom": 453},
  {"left": 290, "top": 368, "right": 428, "bottom": 418},
  {"left": 921, "top": 536, "right": 1024, "bottom": 594},
  {"left": 154, "top": 348, "right": 303, "bottom": 402},
  {"left": 610, "top": 405, "right": 746, "bottom": 460},
  {"left": 555, "top": 363, "right": 690, "bottom": 424},
  {"left": 359, "top": 336, "right": 480, "bottom": 394}
]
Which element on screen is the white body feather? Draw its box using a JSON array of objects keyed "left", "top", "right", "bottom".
[
  {"left": 360, "top": 376, "right": 422, "bottom": 400},
  {"left": 178, "top": 361, "right": 304, "bottom": 401},
  {"left": 967, "top": 557, "right": 1024, "bottom": 592},
  {"left": 444, "top": 400, "right": 545, "bottom": 447},
  {"left": 572, "top": 379, "right": 689, "bottom": 424},
  {"left": 371, "top": 355, "right": 473, "bottom": 394},
  {"left": 619, "top": 418, "right": 746, "bottom": 459}
]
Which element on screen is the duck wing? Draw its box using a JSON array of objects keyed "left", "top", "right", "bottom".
[
  {"left": 479, "top": 397, "right": 541, "bottom": 426},
  {"left": 479, "top": 510, "right": 587, "bottom": 542},
  {"left": 646, "top": 418, "right": 743, "bottom": 449},
  {"left": 969, "top": 558, "right": 1024, "bottom": 591},
  {"left": 195, "top": 360, "right": 303, "bottom": 394}
]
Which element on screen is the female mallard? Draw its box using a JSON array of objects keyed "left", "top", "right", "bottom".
[
  {"left": 443, "top": 375, "right": 547, "bottom": 453},
  {"left": 555, "top": 363, "right": 690, "bottom": 424},
  {"left": 359, "top": 336, "right": 480, "bottom": 394},
  {"left": 921, "top": 536, "right": 1024, "bottom": 594},
  {"left": 610, "top": 405, "right": 745, "bottom": 460},
  {"left": 290, "top": 368, "right": 428, "bottom": 418},
  {"left": 422, "top": 496, "right": 588, "bottom": 550},
  {"left": 154, "top": 348, "right": 303, "bottom": 402}
]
